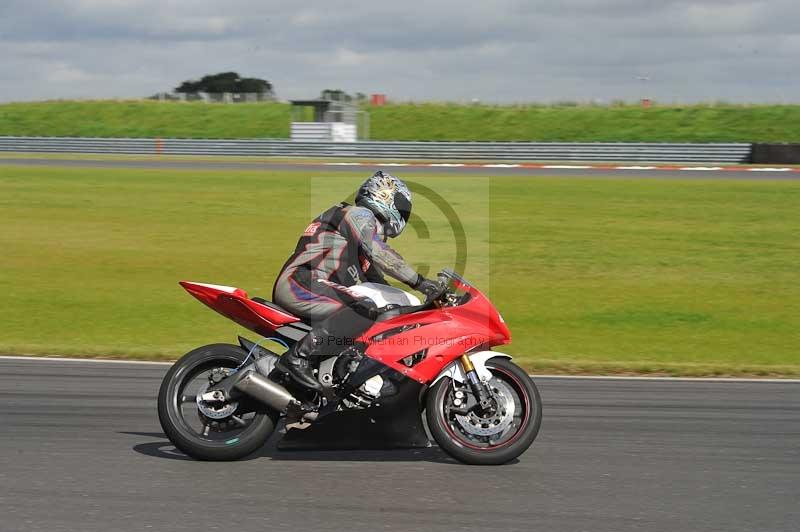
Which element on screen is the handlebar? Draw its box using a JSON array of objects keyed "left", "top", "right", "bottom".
[{"left": 424, "top": 278, "right": 449, "bottom": 305}]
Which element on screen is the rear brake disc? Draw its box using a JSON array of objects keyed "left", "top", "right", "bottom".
[{"left": 195, "top": 381, "right": 238, "bottom": 420}]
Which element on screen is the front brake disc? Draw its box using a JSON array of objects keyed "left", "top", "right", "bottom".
[{"left": 454, "top": 379, "right": 516, "bottom": 437}]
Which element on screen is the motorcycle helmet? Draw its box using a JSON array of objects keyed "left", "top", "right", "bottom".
[{"left": 355, "top": 171, "right": 412, "bottom": 238}]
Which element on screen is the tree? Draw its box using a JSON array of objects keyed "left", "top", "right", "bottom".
[{"left": 175, "top": 72, "right": 273, "bottom": 96}]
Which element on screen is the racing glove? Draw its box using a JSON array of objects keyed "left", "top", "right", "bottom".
[{"left": 413, "top": 275, "right": 445, "bottom": 301}]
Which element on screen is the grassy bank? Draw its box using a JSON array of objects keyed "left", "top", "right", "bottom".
[
  {"left": 0, "top": 100, "right": 291, "bottom": 139},
  {"left": 1, "top": 163, "right": 799, "bottom": 376},
  {"left": 1, "top": 100, "right": 799, "bottom": 142}
]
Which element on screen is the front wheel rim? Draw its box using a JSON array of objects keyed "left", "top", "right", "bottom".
[{"left": 438, "top": 365, "right": 531, "bottom": 451}]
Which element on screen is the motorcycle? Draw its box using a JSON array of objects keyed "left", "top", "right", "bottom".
[{"left": 158, "top": 269, "right": 542, "bottom": 465}]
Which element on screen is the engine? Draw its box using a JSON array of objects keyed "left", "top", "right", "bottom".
[{"left": 330, "top": 348, "right": 398, "bottom": 409}]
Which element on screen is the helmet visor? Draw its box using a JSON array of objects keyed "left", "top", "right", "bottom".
[{"left": 394, "top": 192, "right": 412, "bottom": 223}]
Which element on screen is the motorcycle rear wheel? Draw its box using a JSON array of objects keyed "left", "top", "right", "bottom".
[
  {"left": 426, "top": 357, "right": 542, "bottom": 465},
  {"left": 157, "top": 344, "right": 278, "bottom": 461}
]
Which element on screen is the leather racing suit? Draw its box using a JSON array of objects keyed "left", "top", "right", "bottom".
[{"left": 271, "top": 202, "right": 421, "bottom": 388}]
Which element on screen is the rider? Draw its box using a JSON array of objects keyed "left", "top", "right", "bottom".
[{"left": 272, "top": 171, "right": 442, "bottom": 391}]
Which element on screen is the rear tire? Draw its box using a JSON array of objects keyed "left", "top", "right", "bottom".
[
  {"left": 157, "top": 344, "right": 278, "bottom": 461},
  {"left": 426, "top": 358, "right": 542, "bottom": 465}
]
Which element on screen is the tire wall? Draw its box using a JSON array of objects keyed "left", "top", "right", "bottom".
[{"left": 751, "top": 143, "right": 800, "bottom": 164}]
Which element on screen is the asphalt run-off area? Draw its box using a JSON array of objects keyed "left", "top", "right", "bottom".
[{"left": 1, "top": 357, "right": 797, "bottom": 532}]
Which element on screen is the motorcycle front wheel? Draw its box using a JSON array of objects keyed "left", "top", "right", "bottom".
[
  {"left": 426, "top": 357, "right": 542, "bottom": 465},
  {"left": 157, "top": 344, "right": 278, "bottom": 461}
]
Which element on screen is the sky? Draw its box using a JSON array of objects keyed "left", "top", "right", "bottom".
[{"left": 1, "top": 0, "right": 797, "bottom": 104}]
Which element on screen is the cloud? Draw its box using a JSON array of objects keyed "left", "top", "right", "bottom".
[{"left": 0, "top": 0, "right": 798, "bottom": 103}]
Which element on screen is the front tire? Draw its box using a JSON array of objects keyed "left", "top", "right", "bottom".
[
  {"left": 157, "top": 344, "right": 278, "bottom": 461},
  {"left": 426, "top": 358, "right": 542, "bottom": 465}
]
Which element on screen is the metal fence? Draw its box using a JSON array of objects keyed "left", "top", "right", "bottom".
[{"left": 0, "top": 136, "right": 752, "bottom": 163}]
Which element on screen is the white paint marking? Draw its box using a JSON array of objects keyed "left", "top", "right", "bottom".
[
  {"left": 324, "top": 162, "right": 361, "bottom": 166},
  {"left": 616, "top": 166, "right": 657, "bottom": 170},
  {"left": 429, "top": 163, "right": 465, "bottom": 167},
  {"left": 746, "top": 167, "right": 791, "bottom": 172},
  {"left": 482, "top": 164, "right": 521, "bottom": 168},
  {"left": 542, "top": 165, "right": 592, "bottom": 169},
  {"left": 2, "top": 356, "right": 797, "bottom": 383},
  {"left": 529, "top": 374, "right": 800, "bottom": 383},
  {"left": 185, "top": 282, "right": 237, "bottom": 293},
  {"left": 679, "top": 167, "right": 723, "bottom": 171},
  {"left": 380, "top": 163, "right": 409, "bottom": 167},
  {"left": 0, "top": 355, "right": 172, "bottom": 365}
]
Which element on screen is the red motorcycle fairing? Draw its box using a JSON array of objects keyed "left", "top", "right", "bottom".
[
  {"left": 179, "top": 281, "right": 300, "bottom": 337},
  {"left": 356, "top": 282, "right": 511, "bottom": 384},
  {"left": 180, "top": 278, "right": 511, "bottom": 386}
]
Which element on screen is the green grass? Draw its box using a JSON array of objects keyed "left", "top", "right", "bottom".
[
  {"left": 0, "top": 100, "right": 291, "bottom": 139},
  {"left": 1, "top": 163, "right": 799, "bottom": 376},
  {"left": 369, "top": 103, "right": 800, "bottom": 142},
  {"left": 2, "top": 100, "right": 800, "bottom": 142}
]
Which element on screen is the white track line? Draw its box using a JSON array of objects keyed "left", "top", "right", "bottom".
[
  {"left": 530, "top": 373, "right": 800, "bottom": 383},
  {"left": 313, "top": 161, "right": 800, "bottom": 173},
  {"left": 1, "top": 355, "right": 797, "bottom": 382},
  {"left": 0, "top": 355, "right": 171, "bottom": 365}
]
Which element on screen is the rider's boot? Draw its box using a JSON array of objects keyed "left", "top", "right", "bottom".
[
  {"left": 275, "top": 331, "right": 324, "bottom": 393},
  {"left": 276, "top": 302, "right": 378, "bottom": 393}
]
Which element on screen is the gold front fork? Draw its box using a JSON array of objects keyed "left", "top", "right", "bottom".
[
  {"left": 459, "top": 353, "right": 494, "bottom": 412},
  {"left": 459, "top": 354, "right": 476, "bottom": 373}
]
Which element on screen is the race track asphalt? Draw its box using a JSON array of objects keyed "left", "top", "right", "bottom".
[
  {"left": 2, "top": 156, "right": 800, "bottom": 179},
  {"left": 1, "top": 357, "right": 797, "bottom": 532}
]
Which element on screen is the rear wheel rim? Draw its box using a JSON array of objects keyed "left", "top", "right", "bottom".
[
  {"left": 438, "top": 366, "right": 531, "bottom": 451},
  {"left": 171, "top": 360, "right": 262, "bottom": 444}
]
